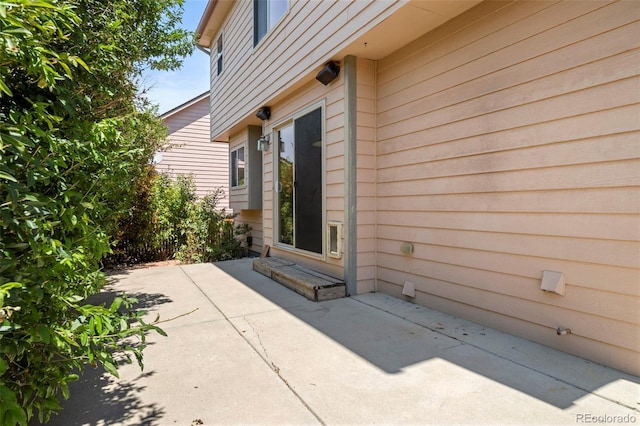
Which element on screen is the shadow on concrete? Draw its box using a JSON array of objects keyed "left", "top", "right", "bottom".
[
  {"left": 44, "top": 259, "right": 638, "bottom": 424},
  {"left": 86, "top": 284, "right": 173, "bottom": 314},
  {"left": 32, "top": 286, "right": 170, "bottom": 426},
  {"left": 41, "top": 367, "right": 164, "bottom": 426},
  {"left": 211, "top": 259, "right": 639, "bottom": 411}
]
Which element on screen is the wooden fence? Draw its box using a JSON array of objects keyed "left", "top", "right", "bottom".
[
  {"left": 102, "top": 218, "right": 243, "bottom": 268},
  {"left": 102, "top": 224, "right": 181, "bottom": 268}
]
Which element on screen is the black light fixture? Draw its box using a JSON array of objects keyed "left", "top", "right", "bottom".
[
  {"left": 315, "top": 61, "right": 340, "bottom": 85},
  {"left": 256, "top": 106, "right": 271, "bottom": 120}
]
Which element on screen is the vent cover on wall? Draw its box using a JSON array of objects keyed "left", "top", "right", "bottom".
[{"left": 327, "top": 222, "right": 342, "bottom": 259}]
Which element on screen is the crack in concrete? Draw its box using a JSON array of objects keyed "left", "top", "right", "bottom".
[
  {"left": 244, "top": 316, "right": 280, "bottom": 374},
  {"left": 177, "top": 266, "right": 325, "bottom": 425}
]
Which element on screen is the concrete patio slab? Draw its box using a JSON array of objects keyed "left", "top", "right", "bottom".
[
  {"left": 42, "top": 258, "right": 639, "bottom": 426},
  {"left": 104, "top": 265, "right": 226, "bottom": 327}
]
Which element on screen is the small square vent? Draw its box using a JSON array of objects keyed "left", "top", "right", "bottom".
[
  {"left": 541, "top": 270, "right": 566, "bottom": 296},
  {"left": 327, "top": 222, "right": 342, "bottom": 259}
]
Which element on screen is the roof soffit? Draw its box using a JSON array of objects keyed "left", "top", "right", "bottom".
[
  {"left": 341, "top": 0, "right": 482, "bottom": 60},
  {"left": 197, "top": 0, "right": 235, "bottom": 48}
]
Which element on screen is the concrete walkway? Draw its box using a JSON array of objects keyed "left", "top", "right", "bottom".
[{"left": 46, "top": 258, "right": 639, "bottom": 425}]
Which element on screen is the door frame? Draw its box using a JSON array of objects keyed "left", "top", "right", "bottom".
[{"left": 271, "top": 100, "right": 326, "bottom": 260}]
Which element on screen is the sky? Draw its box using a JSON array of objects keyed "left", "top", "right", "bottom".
[{"left": 140, "top": 0, "right": 211, "bottom": 115}]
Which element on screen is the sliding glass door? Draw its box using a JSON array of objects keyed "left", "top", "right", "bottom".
[{"left": 276, "top": 107, "right": 323, "bottom": 254}]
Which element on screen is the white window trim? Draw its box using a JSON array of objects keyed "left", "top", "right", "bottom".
[
  {"left": 215, "top": 33, "right": 223, "bottom": 76},
  {"left": 230, "top": 144, "right": 247, "bottom": 189},
  {"left": 252, "top": 0, "right": 289, "bottom": 50}
]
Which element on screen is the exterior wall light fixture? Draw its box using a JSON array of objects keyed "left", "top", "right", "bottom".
[
  {"left": 315, "top": 61, "right": 340, "bottom": 85},
  {"left": 257, "top": 134, "right": 270, "bottom": 152},
  {"left": 256, "top": 106, "right": 271, "bottom": 120}
]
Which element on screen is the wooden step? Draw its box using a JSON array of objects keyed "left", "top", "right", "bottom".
[{"left": 253, "top": 257, "right": 346, "bottom": 302}]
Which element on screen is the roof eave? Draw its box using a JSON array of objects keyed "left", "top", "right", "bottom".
[
  {"left": 160, "top": 91, "right": 209, "bottom": 119},
  {"left": 196, "top": 0, "right": 234, "bottom": 48},
  {"left": 196, "top": 0, "right": 218, "bottom": 47}
]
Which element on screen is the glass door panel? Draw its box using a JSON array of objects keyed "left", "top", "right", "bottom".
[
  {"left": 294, "top": 108, "right": 322, "bottom": 253},
  {"left": 277, "top": 124, "right": 294, "bottom": 246},
  {"left": 276, "top": 107, "right": 322, "bottom": 254}
]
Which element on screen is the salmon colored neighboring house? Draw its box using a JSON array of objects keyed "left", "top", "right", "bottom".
[
  {"left": 196, "top": 0, "right": 640, "bottom": 375},
  {"left": 157, "top": 92, "right": 229, "bottom": 207}
]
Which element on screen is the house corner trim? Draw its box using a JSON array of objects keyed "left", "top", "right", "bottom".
[{"left": 344, "top": 55, "right": 357, "bottom": 296}]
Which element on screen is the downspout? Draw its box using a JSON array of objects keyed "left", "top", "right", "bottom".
[{"left": 343, "top": 55, "right": 357, "bottom": 297}]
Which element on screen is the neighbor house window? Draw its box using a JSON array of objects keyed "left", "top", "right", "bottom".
[
  {"left": 216, "top": 33, "right": 223, "bottom": 75},
  {"left": 253, "top": 0, "right": 287, "bottom": 46},
  {"left": 231, "top": 146, "right": 245, "bottom": 187}
]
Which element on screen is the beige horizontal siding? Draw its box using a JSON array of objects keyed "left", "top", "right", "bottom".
[
  {"left": 375, "top": 251, "right": 639, "bottom": 325},
  {"left": 209, "top": 0, "right": 402, "bottom": 139},
  {"left": 375, "top": 0, "right": 640, "bottom": 375},
  {"left": 235, "top": 209, "right": 263, "bottom": 254},
  {"left": 159, "top": 97, "right": 229, "bottom": 206},
  {"left": 376, "top": 211, "right": 640, "bottom": 243}
]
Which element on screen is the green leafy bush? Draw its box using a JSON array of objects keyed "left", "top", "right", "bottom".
[
  {"left": 0, "top": 0, "right": 193, "bottom": 423},
  {"left": 150, "top": 174, "right": 250, "bottom": 264},
  {"left": 151, "top": 174, "right": 197, "bottom": 254},
  {"left": 107, "top": 173, "right": 251, "bottom": 267},
  {"left": 110, "top": 165, "right": 162, "bottom": 264}
]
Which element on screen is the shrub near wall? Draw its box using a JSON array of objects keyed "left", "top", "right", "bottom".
[
  {"left": 154, "top": 174, "right": 251, "bottom": 263},
  {"left": 107, "top": 173, "right": 250, "bottom": 267}
]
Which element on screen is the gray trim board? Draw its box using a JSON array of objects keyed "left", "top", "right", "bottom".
[{"left": 343, "top": 55, "right": 357, "bottom": 296}]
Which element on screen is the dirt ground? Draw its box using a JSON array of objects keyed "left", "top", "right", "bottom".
[{"left": 105, "top": 259, "right": 182, "bottom": 272}]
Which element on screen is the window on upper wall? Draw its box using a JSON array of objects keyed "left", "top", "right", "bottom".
[
  {"left": 215, "top": 33, "right": 223, "bottom": 75},
  {"left": 253, "top": 0, "right": 287, "bottom": 46},
  {"left": 230, "top": 146, "right": 245, "bottom": 187}
]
